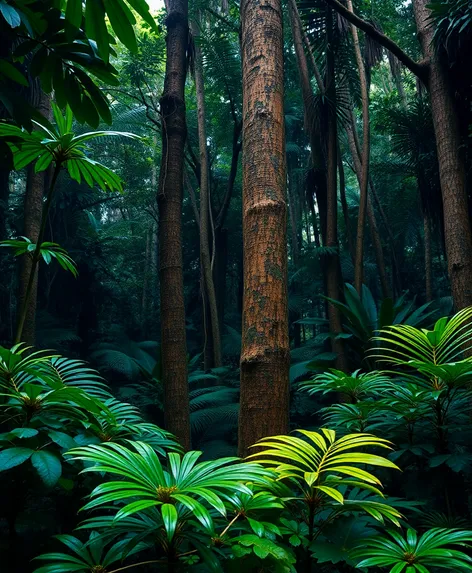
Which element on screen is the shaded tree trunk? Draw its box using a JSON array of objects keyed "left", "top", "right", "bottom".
[
  {"left": 192, "top": 18, "right": 222, "bottom": 368},
  {"left": 413, "top": 0, "right": 472, "bottom": 310},
  {"left": 16, "top": 91, "right": 51, "bottom": 346},
  {"left": 157, "top": 0, "right": 191, "bottom": 450},
  {"left": 238, "top": 0, "right": 290, "bottom": 456},
  {"left": 338, "top": 150, "right": 355, "bottom": 263},
  {"left": 347, "top": 0, "right": 370, "bottom": 294},
  {"left": 325, "top": 7, "right": 348, "bottom": 372},
  {"left": 346, "top": 120, "right": 392, "bottom": 299}
]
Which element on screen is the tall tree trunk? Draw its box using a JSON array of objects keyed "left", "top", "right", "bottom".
[
  {"left": 16, "top": 91, "right": 51, "bottom": 346},
  {"left": 424, "top": 211, "right": 433, "bottom": 302},
  {"left": 413, "top": 0, "right": 472, "bottom": 310},
  {"left": 238, "top": 0, "right": 290, "bottom": 456},
  {"left": 325, "top": 7, "right": 348, "bottom": 372},
  {"left": 158, "top": 0, "right": 191, "bottom": 450},
  {"left": 346, "top": 120, "right": 392, "bottom": 298},
  {"left": 347, "top": 0, "right": 370, "bottom": 294},
  {"left": 192, "top": 18, "right": 222, "bottom": 367}
]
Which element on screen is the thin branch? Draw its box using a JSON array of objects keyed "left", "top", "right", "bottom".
[
  {"left": 206, "top": 7, "right": 239, "bottom": 32},
  {"left": 322, "top": 0, "right": 429, "bottom": 83},
  {"left": 290, "top": 0, "right": 324, "bottom": 94}
]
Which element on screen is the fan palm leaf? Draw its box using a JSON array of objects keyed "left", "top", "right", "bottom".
[
  {"left": 353, "top": 527, "right": 472, "bottom": 572},
  {"left": 69, "top": 441, "right": 273, "bottom": 533}
]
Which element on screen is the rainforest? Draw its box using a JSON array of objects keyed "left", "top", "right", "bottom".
[{"left": 1, "top": 0, "right": 472, "bottom": 571}]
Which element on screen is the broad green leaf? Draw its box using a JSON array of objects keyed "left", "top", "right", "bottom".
[
  {"left": 0, "top": 447, "right": 33, "bottom": 470},
  {"left": 31, "top": 451, "right": 62, "bottom": 487}
]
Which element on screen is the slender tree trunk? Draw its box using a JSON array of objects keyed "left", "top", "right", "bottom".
[
  {"left": 325, "top": 8, "right": 348, "bottom": 372},
  {"left": 16, "top": 92, "right": 51, "bottom": 346},
  {"left": 338, "top": 150, "right": 355, "bottom": 263},
  {"left": 367, "top": 196, "right": 392, "bottom": 299},
  {"left": 347, "top": 0, "right": 370, "bottom": 294},
  {"left": 413, "top": 0, "right": 472, "bottom": 310},
  {"left": 238, "top": 0, "right": 290, "bottom": 455},
  {"left": 158, "top": 0, "right": 191, "bottom": 450},
  {"left": 346, "top": 120, "right": 392, "bottom": 298},
  {"left": 192, "top": 19, "right": 222, "bottom": 367},
  {"left": 424, "top": 211, "right": 433, "bottom": 302},
  {"left": 288, "top": 0, "right": 327, "bottom": 243}
]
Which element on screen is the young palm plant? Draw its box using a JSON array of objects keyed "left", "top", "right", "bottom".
[
  {"left": 371, "top": 306, "right": 472, "bottom": 450},
  {"left": 33, "top": 531, "right": 147, "bottom": 573},
  {"left": 0, "top": 103, "right": 140, "bottom": 342},
  {"left": 353, "top": 527, "right": 472, "bottom": 572},
  {"left": 300, "top": 368, "right": 394, "bottom": 403},
  {"left": 67, "top": 440, "right": 275, "bottom": 567},
  {"left": 249, "top": 429, "right": 402, "bottom": 568}
]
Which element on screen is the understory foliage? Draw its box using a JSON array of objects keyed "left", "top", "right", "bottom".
[
  {"left": 1, "top": 0, "right": 472, "bottom": 570},
  {"left": 1, "top": 307, "right": 472, "bottom": 571}
]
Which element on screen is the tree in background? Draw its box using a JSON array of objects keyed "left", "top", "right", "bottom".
[{"left": 157, "top": 0, "right": 191, "bottom": 449}]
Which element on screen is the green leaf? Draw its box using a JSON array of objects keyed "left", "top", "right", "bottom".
[
  {"left": 85, "top": 0, "right": 109, "bottom": 62},
  {"left": 48, "top": 430, "right": 77, "bottom": 450},
  {"left": 0, "top": 1, "right": 21, "bottom": 27},
  {"left": 161, "top": 503, "right": 178, "bottom": 541},
  {"left": 31, "top": 451, "right": 62, "bottom": 487},
  {"left": 65, "top": 0, "right": 83, "bottom": 29},
  {"left": 7, "top": 427, "right": 39, "bottom": 439},
  {"left": 103, "top": 0, "right": 138, "bottom": 52},
  {"left": 126, "top": 0, "right": 158, "bottom": 31},
  {"left": 0, "top": 59, "right": 29, "bottom": 86},
  {"left": 0, "top": 447, "right": 34, "bottom": 470}
]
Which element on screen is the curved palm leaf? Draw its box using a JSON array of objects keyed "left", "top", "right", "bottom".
[
  {"left": 249, "top": 429, "right": 401, "bottom": 524},
  {"left": 353, "top": 527, "right": 472, "bottom": 572},
  {"left": 69, "top": 441, "right": 273, "bottom": 532},
  {"left": 300, "top": 369, "right": 393, "bottom": 402},
  {"left": 371, "top": 307, "right": 472, "bottom": 366}
]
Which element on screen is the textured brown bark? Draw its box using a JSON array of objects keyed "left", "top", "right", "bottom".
[
  {"left": 325, "top": 8, "right": 348, "bottom": 372},
  {"left": 424, "top": 211, "right": 433, "bottom": 302},
  {"left": 238, "top": 0, "right": 290, "bottom": 456},
  {"left": 158, "top": 0, "right": 191, "bottom": 450},
  {"left": 413, "top": 0, "right": 472, "bottom": 310},
  {"left": 348, "top": 0, "right": 370, "bottom": 295},
  {"left": 192, "top": 19, "right": 222, "bottom": 367},
  {"left": 17, "top": 91, "right": 51, "bottom": 346}
]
